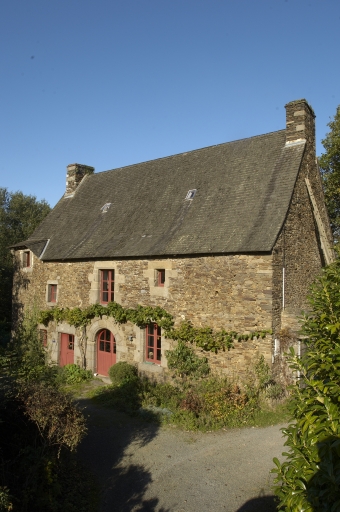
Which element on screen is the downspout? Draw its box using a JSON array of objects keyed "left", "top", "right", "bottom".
[{"left": 282, "top": 226, "right": 286, "bottom": 310}]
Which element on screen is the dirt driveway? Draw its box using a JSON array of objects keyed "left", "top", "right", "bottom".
[{"left": 77, "top": 400, "right": 285, "bottom": 512}]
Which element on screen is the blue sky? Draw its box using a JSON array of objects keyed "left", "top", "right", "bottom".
[{"left": 1, "top": 0, "right": 340, "bottom": 207}]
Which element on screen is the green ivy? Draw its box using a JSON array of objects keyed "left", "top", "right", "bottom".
[
  {"left": 38, "top": 302, "right": 271, "bottom": 354},
  {"left": 167, "top": 321, "right": 270, "bottom": 353}
]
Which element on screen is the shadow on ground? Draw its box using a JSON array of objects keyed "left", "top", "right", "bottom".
[
  {"left": 77, "top": 391, "right": 170, "bottom": 512},
  {"left": 236, "top": 494, "right": 278, "bottom": 511}
]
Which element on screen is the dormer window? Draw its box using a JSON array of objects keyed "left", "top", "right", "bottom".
[
  {"left": 185, "top": 189, "right": 197, "bottom": 200},
  {"left": 100, "top": 203, "right": 111, "bottom": 213}
]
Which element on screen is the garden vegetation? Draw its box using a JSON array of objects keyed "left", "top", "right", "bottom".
[
  {"left": 272, "top": 260, "right": 340, "bottom": 511},
  {"left": 90, "top": 350, "right": 287, "bottom": 432},
  {"left": 0, "top": 309, "right": 97, "bottom": 512}
]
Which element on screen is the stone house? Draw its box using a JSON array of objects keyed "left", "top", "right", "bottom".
[{"left": 11, "top": 99, "right": 334, "bottom": 379}]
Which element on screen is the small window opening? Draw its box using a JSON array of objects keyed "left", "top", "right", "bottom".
[
  {"left": 68, "top": 335, "right": 75, "bottom": 351},
  {"left": 101, "top": 203, "right": 112, "bottom": 213},
  {"left": 185, "top": 189, "right": 197, "bottom": 200},
  {"left": 23, "top": 251, "right": 31, "bottom": 268},
  {"left": 48, "top": 284, "right": 57, "bottom": 303},
  {"left": 156, "top": 269, "right": 165, "bottom": 287}
]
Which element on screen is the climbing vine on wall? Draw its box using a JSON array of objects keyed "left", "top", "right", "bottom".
[{"left": 38, "top": 302, "right": 271, "bottom": 354}]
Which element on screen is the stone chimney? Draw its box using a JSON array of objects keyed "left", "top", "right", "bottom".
[
  {"left": 65, "top": 163, "right": 95, "bottom": 196},
  {"left": 285, "top": 99, "right": 316, "bottom": 148}
]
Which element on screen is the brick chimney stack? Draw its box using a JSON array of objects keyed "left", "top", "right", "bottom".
[
  {"left": 285, "top": 99, "right": 316, "bottom": 148},
  {"left": 65, "top": 163, "right": 95, "bottom": 196}
]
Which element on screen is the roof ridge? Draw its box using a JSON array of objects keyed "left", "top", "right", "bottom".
[{"left": 95, "top": 129, "right": 286, "bottom": 176}]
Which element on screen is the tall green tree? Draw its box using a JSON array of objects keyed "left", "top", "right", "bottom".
[
  {"left": 319, "top": 105, "right": 340, "bottom": 240},
  {"left": 272, "top": 261, "right": 340, "bottom": 511},
  {"left": 0, "top": 188, "right": 50, "bottom": 327}
]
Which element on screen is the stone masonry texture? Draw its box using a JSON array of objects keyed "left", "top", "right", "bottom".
[{"left": 13, "top": 99, "right": 331, "bottom": 381}]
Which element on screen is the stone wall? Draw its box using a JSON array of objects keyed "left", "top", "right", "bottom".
[
  {"left": 274, "top": 99, "right": 330, "bottom": 334},
  {"left": 14, "top": 252, "right": 274, "bottom": 379},
  {"left": 270, "top": 100, "right": 328, "bottom": 379}
]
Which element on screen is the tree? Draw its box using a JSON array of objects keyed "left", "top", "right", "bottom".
[
  {"left": 319, "top": 105, "right": 340, "bottom": 240},
  {"left": 272, "top": 261, "right": 340, "bottom": 511},
  {"left": 0, "top": 188, "right": 50, "bottom": 328}
]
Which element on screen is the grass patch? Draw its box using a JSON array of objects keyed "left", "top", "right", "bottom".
[{"left": 250, "top": 401, "right": 291, "bottom": 428}]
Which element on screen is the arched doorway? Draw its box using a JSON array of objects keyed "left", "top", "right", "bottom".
[{"left": 97, "top": 329, "right": 116, "bottom": 376}]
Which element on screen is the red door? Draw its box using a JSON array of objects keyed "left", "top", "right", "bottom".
[
  {"left": 97, "top": 329, "right": 116, "bottom": 376},
  {"left": 60, "top": 333, "right": 75, "bottom": 366}
]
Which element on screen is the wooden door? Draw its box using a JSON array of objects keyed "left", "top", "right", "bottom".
[
  {"left": 60, "top": 333, "right": 75, "bottom": 367},
  {"left": 97, "top": 329, "right": 116, "bottom": 376}
]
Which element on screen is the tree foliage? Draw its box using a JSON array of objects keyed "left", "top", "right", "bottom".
[
  {"left": 319, "top": 105, "right": 340, "bottom": 240},
  {"left": 0, "top": 306, "right": 94, "bottom": 511},
  {"left": 0, "top": 188, "right": 50, "bottom": 327},
  {"left": 272, "top": 261, "right": 340, "bottom": 511}
]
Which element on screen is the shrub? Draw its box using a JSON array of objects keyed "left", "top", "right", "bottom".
[
  {"left": 108, "top": 361, "right": 138, "bottom": 385},
  {"left": 165, "top": 341, "right": 210, "bottom": 378},
  {"left": 18, "top": 382, "right": 87, "bottom": 452},
  {"left": 141, "top": 381, "right": 182, "bottom": 410},
  {"left": 60, "top": 364, "right": 93, "bottom": 384},
  {"left": 272, "top": 261, "right": 340, "bottom": 511}
]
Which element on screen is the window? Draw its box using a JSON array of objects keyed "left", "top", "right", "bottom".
[
  {"left": 23, "top": 251, "right": 31, "bottom": 268},
  {"left": 156, "top": 269, "right": 165, "bottom": 287},
  {"left": 48, "top": 284, "right": 57, "bottom": 303},
  {"left": 67, "top": 335, "right": 75, "bottom": 351},
  {"left": 39, "top": 329, "right": 47, "bottom": 347},
  {"left": 146, "top": 323, "right": 161, "bottom": 363},
  {"left": 98, "top": 329, "right": 116, "bottom": 354},
  {"left": 185, "top": 189, "right": 197, "bottom": 200},
  {"left": 100, "top": 270, "right": 114, "bottom": 304}
]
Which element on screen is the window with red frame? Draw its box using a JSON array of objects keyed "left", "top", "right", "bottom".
[
  {"left": 23, "top": 251, "right": 31, "bottom": 268},
  {"left": 98, "top": 329, "right": 116, "bottom": 354},
  {"left": 100, "top": 270, "right": 114, "bottom": 304},
  {"left": 156, "top": 269, "right": 165, "bottom": 287},
  {"left": 146, "top": 323, "right": 161, "bottom": 363},
  {"left": 39, "top": 329, "right": 47, "bottom": 347},
  {"left": 48, "top": 284, "right": 57, "bottom": 303}
]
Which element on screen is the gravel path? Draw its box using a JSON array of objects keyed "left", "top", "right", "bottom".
[{"left": 78, "top": 401, "right": 286, "bottom": 512}]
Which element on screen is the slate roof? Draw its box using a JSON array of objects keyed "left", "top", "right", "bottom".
[{"left": 22, "top": 130, "right": 305, "bottom": 260}]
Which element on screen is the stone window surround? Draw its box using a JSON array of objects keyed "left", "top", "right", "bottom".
[
  {"left": 19, "top": 250, "right": 33, "bottom": 272},
  {"left": 156, "top": 269, "right": 165, "bottom": 287},
  {"left": 100, "top": 269, "right": 115, "bottom": 304},
  {"left": 46, "top": 280, "right": 59, "bottom": 306},
  {"left": 143, "top": 260, "right": 178, "bottom": 298},
  {"left": 89, "top": 261, "right": 124, "bottom": 305}
]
